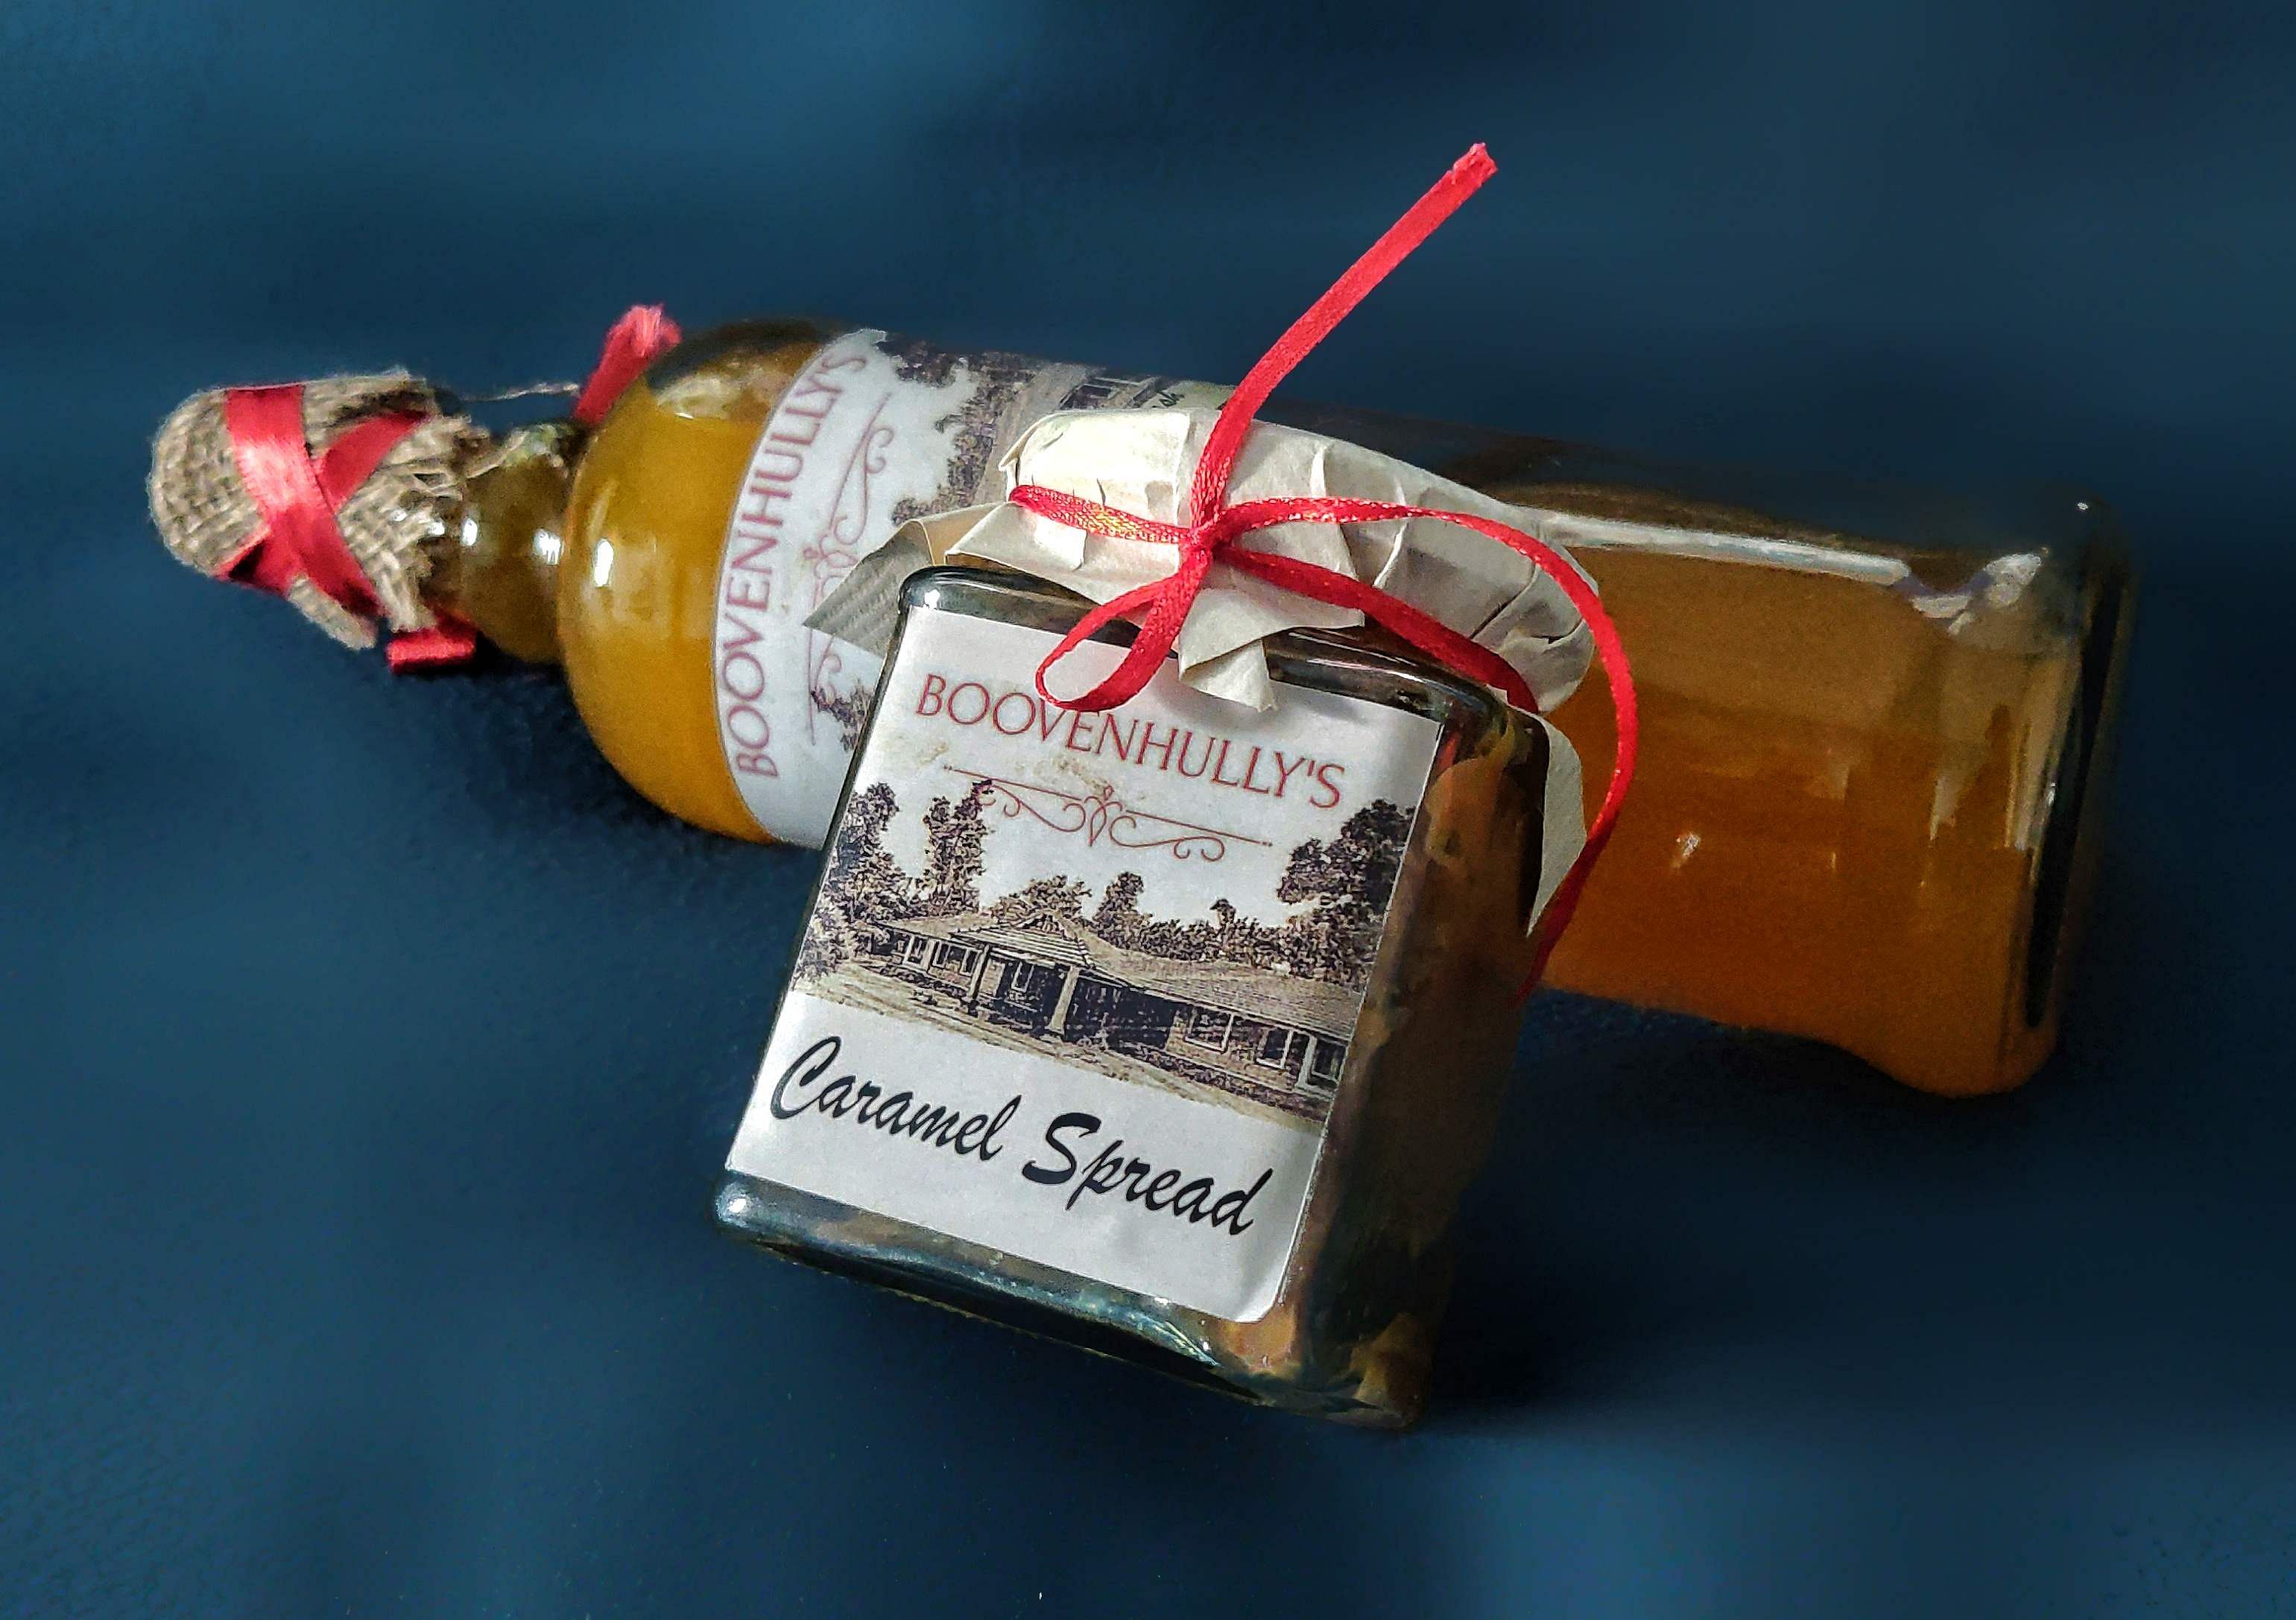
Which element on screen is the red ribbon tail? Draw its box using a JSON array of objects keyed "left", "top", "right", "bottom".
[
  {"left": 1519, "top": 810, "right": 1625, "bottom": 998},
  {"left": 1033, "top": 551, "right": 1213, "bottom": 713},
  {"left": 572, "top": 305, "right": 683, "bottom": 427},
  {"left": 1188, "top": 145, "right": 1496, "bottom": 522},
  {"left": 386, "top": 617, "right": 481, "bottom": 671}
]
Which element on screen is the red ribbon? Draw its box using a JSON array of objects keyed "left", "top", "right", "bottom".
[
  {"left": 1009, "top": 145, "right": 1639, "bottom": 981},
  {"left": 215, "top": 385, "right": 476, "bottom": 666},
  {"left": 217, "top": 306, "right": 683, "bottom": 671},
  {"left": 574, "top": 305, "right": 683, "bottom": 428}
]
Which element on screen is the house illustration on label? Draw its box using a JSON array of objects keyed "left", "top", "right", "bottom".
[{"left": 864, "top": 908, "right": 1359, "bottom": 1111}]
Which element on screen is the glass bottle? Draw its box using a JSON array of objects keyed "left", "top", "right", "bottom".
[
  {"left": 1508, "top": 475, "right": 2130, "bottom": 1098},
  {"left": 715, "top": 568, "right": 1560, "bottom": 1426},
  {"left": 172, "top": 320, "right": 2134, "bottom": 1095}
]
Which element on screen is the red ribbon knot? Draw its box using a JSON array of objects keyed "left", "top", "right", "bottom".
[{"left": 1006, "top": 145, "right": 1639, "bottom": 975}]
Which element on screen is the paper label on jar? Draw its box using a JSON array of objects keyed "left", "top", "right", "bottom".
[
  {"left": 710, "top": 329, "right": 1218, "bottom": 847},
  {"left": 726, "top": 611, "right": 1440, "bottom": 1322}
]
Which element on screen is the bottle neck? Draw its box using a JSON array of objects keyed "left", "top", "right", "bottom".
[{"left": 424, "top": 419, "right": 583, "bottom": 665}]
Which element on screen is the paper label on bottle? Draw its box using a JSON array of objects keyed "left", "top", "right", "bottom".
[
  {"left": 726, "top": 611, "right": 1440, "bottom": 1321},
  {"left": 710, "top": 329, "right": 1218, "bottom": 846}
]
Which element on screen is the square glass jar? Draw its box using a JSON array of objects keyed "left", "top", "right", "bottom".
[{"left": 715, "top": 568, "right": 1562, "bottom": 1426}]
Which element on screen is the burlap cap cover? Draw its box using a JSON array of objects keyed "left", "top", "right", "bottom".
[{"left": 147, "top": 373, "right": 492, "bottom": 648}]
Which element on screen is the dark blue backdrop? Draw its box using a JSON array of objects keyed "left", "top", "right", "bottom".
[{"left": 7, "top": 3, "right": 2295, "bottom": 1615}]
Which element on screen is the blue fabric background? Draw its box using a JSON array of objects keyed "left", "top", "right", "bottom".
[{"left": 6, "top": 2, "right": 2295, "bottom": 1614}]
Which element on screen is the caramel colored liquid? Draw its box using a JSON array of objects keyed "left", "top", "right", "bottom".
[
  {"left": 1544, "top": 545, "right": 2083, "bottom": 1095},
  {"left": 555, "top": 329, "right": 825, "bottom": 840},
  {"left": 443, "top": 329, "right": 2118, "bottom": 1095}
]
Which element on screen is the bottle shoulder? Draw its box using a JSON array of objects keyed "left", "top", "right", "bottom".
[{"left": 636, "top": 320, "right": 838, "bottom": 426}]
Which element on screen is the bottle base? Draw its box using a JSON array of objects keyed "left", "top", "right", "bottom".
[{"left": 714, "top": 1174, "right": 1424, "bottom": 1428}]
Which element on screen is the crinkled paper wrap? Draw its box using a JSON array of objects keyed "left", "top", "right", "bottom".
[
  {"left": 1012, "top": 408, "right": 1593, "bottom": 710},
  {"left": 809, "top": 406, "right": 1602, "bottom": 926}
]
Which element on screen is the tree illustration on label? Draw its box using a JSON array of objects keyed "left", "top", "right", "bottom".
[
  {"left": 920, "top": 784, "right": 990, "bottom": 916},
  {"left": 1091, "top": 871, "right": 1146, "bottom": 947},
  {"left": 796, "top": 780, "right": 903, "bottom": 980},
  {"left": 1274, "top": 800, "right": 1414, "bottom": 985},
  {"left": 990, "top": 875, "right": 1092, "bottom": 925}
]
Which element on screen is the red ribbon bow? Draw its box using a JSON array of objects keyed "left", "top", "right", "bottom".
[
  {"left": 217, "top": 305, "right": 683, "bottom": 670},
  {"left": 1008, "top": 145, "right": 1638, "bottom": 978}
]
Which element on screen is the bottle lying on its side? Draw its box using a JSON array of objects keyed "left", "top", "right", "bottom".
[{"left": 148, "top": 318, "right": 2132, "bottom": 1096}]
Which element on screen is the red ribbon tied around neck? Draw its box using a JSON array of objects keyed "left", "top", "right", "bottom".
[
  {"left": 1008, "top": 145, "right": 1639, "bottom": 978},
  {"left": 216, "top": 305, "right": 683, "bottom": 670}
]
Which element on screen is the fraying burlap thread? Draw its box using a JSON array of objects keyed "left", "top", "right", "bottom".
[{"left": 148, "top": 373, "right": 494, "bottom": 649}]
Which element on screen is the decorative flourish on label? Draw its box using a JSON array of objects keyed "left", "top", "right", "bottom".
[
  {"left": 800, "top": 394, "right": 894, "bottom": 746},
  {"left": 820, "top": 405, "right": 894, "bottom": 560},
  {"left": 944, "top": 767, "right": 1271, "bottom": 862}
]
